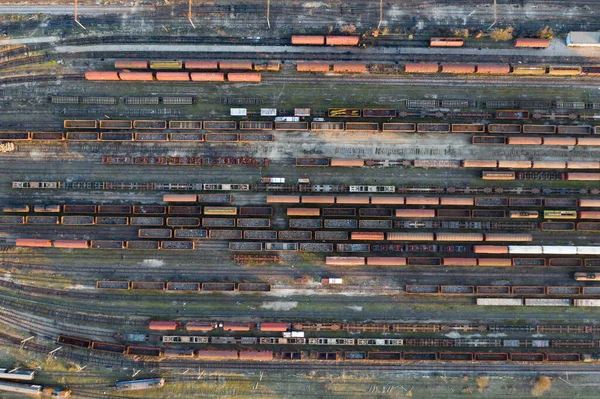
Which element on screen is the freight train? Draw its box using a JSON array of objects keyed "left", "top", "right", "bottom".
[
  {"left": 12, "top": 181, "right": 600, "bottom": 201},
  {"left": 54, "top": 334, "right": 600, "bottom": 364},
  {"left": 85, "top": 71, "right": 262, "bottom": 82},
  {"left": 0, "top": 131, "right": 272, "bottom": 143},
  {"left": 473, "top": 245, "right": 600, "bottom": 255},
  {"left": 161, "top": 335, "right": 600, "bottom": 348},
  {"left": 148, "top": 321, "right": 288, "bottom": 332},
  {"left": 326, "top": 255, "right": 600, "bottom": 267},
  {"left": 290, "top": 35, "right": 549, "bottom": 48},
  {"left": 114, "top": 60, "right": 280, "bottom": 71},
  {"left": 98, "top": 281, "right": 270, "bottom": 292},
  {"left": 297, "top": 61, "right": 596, "bottom": 76},
  {"left": 483, "top": 171, "right": 600, "bottom": 181},
  {"left": 474, "top": 136, "right": 600, "bottom": 147},
  {"left": 478, "top": 298, "right": 600, "bottom": 307},
  {"left": 103, "top": 156, "right": 270, "bottom": 166},
  {"left": 297, "top": 158, "right": 600, "bottom": 169},
  {"left": 56, "top": 119, "right": 599, "bottom": 133},
  {"left": 7, "top": 120, "right": 600, "bottom": 137},
  {"left": 291, "top": 35, "right": 360, "bottom": 46},
  {"left": 102, "top": 280, "right": 600, "bottom": 297},
  {"left": 430, "top": 37, "right": 548, "bottom": 49}
]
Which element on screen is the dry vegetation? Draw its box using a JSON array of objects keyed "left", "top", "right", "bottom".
[
  {"left": 532, "top": 376, "right": 552, "bottom": 397},
  {"left": 490, "top": 27, "right": 514, "bottom": 41},
  {"left": 476, "top": 376, "right": 490, "bottom": 393},
  {"left": 537, "top": 26, "right": 554, "bottom": 40},
  {"left": 339, "top": 24, "right": 357, "bottom": 34},
  {"left": 452, "top": 28, "right": 469, "bottom": 38}
]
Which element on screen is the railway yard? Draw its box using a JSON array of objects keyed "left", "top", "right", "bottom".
[{"left": 5, "top": 1, "right": 600, "bottom": 398}]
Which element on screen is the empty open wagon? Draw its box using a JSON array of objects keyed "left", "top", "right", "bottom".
[
  {"left": 238, "top": 282, "right": 271, "bottom": 292},
  {"left": 64, "top": 120, "right": 98, "bottom": 129}
]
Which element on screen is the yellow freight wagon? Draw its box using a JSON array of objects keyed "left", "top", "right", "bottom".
[
  {"left": 203, "top": 206, "right": 238, "bottom": 216},
  {"left": 543, "top": 210, "right": 577, "bottom": 219},
  {"left": 149, "top": 60, "right": 183, "bottom": 70}
]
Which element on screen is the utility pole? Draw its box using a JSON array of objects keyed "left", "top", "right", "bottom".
[
  {"left": 377, "top": 0, "right": 383, "bottom": 30},
  {"left": 494, "top": 0, "right": 497, "bottom": 25},
  {"left": 188, "top": 0, "right": 196, "bottom": 28},
  {"left": 20, "top": 336, "right": 34, "bottom": 351},
  {"left": 74, "top": 0, "right": 86, "bottom": 30},
  {"left": 267, "top": 0, "right": 271, "bottom": 29}
]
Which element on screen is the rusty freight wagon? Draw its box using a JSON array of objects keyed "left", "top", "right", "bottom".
[
  {"left": 430, "top": 37, "right": 464, "bottom": 47},
  {"left": 326, "top": 36, "right": 360, "bottom": 46},
  {"left": 496, "top": 110, "right": 530, "bottom": 120},
  {"left": 514, "top": 38, "right": 550, "bottom": 48}
]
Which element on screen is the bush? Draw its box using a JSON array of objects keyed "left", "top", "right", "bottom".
[
  {"left": 339, "top": 24, "right": 356, "bottom": 34},
  {"left": 537, "top": 26, "right": 554, "bottom": 40},
  {"left": 532, "top": 376, "right": 552, "bottom": 397},
  {"left": 490, "top": 27, "right": 514, "bottom": 41},
  {"left": 452, "top": 28, "right": 469, "bottom": 38},
  {"left": 476, "top": 377, "right": 489, "bottom": 393}
]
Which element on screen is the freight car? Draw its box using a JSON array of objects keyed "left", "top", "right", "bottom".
[
  {"left": 430, "top": 38, "right": 464, "bottom": 47},
  {"left": 574, "top": 272, "right": 600, "bottom": 281},
  {"left": 514, "top": 38, "right": 550, "bottom": 48},
  {"left": 0, "top": 369, "right": 35, "bottom": 381},
  {"left": 116, "top": 378, "right": 165, "bottom": 391},
  {"left": 0, "top": 382, "right": 70, "bottom": 397}
]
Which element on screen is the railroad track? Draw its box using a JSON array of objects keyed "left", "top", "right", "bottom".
[
  {"left": 2, "top": 69, "right": 599, "bottom": 93},
  {"left": 264, "top": 74, "right": 600, "bottom": 89},
  {"left": 6, "top": 39, "right": 600, "bottom": 73},
  {"left": 0, "top": 73, "right": 84, "bottom": 85},
  {"left": 0, "top": 307, "right": 116, "bottom": 340},
  {"left": 0, "top": 259, "right": 579, "bottom": 280},
  {"left": 0, "top": 296, "right": 148, "bottom": 327},
  {"left": 4, "top": 330, "right": 600, "bottom": 379}
]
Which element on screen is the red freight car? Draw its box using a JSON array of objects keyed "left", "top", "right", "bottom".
[
  {"left": 291, "top": 35, "right": 325, "bottom": 45},
  {"left": 149, "top": 321, "right": 178, "bottom": 331},
  {"left": 404, "top": 63, "right": 439, "bottom": 73},
  {"left": 190, "top": 72, "right": 225, "bottom": 82},
  {"left": 430, "top": 37, "right": 464, "bottom": 47},
  {"left": 297, "top": 61, "right": 331, "bottom": 72},
  {"left": 325, "top": 35, "right": 360, "bottom": 46},
  {"left": 15, "top": 238, "right": 52, "bottom": 247},
  {"left": 514, "top": 38, "right": 550, "bottom": 48},
  {"left": 85, "top": 71, "right": 120, "bottom": 81},
  {"left": 118, "top": 72, "right": 154, "bottom": 81},
  {"left": 54, "top": 240, "right": 89, "bottom": 249},
  {"left": 185, "top": 60, "right": 219, "bottom": 70},
  {"left": 219, "top": 61, "right": 253, "bottom": 70},
  {"left": 227, "top": 73, "right": 262, "bottom": 82},
  {"left": 476, "top": 64, "right": 511, "bottom": 74},
  {"left": 155, "top": 72, "right": 190, "bottom": 81},
  {"left": 332, "top": 63, "right": 367, "bottom": 73},
  {"left": 259, "top": 322, "right": 288, "bottom": 332}
]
